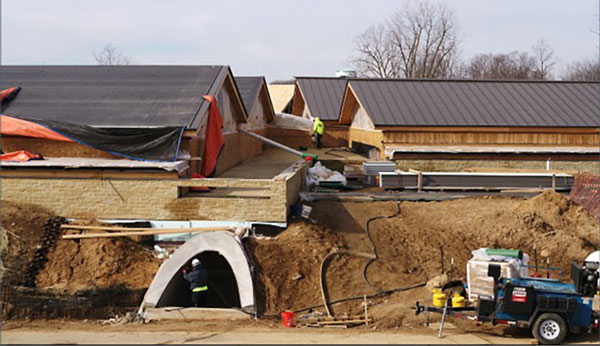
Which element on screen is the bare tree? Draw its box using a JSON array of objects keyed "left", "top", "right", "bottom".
[
  {"left": 531, "top": 39, "right": 556, "bottom": 79},
  {"left": 463, "top": 51, "right": 538, "bottom": 80},
  {"left": 93, "top": 43, "right": 132, "bottom": 65},
  {"left": 563, "top": 59, "right": 600, "bottom": 80},
  {"left": 351, "top": 24, "right": 398, "bottom": 78},
  {"left": 351, "top": 0, "right": 459, "bottom": 78}
]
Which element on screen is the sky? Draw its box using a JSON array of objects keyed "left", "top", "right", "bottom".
[{"left": 1, "top": 0, "right": 598, "bottom": 82}]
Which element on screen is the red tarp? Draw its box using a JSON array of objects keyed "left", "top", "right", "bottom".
[
  {"left": 0, "top": 87, "right": 21, "bottom": 103},
  {"left": 0, "top": 150, "right": 42, "bottom": 162},
  {"left": 0, "top": 115, "right": 73, "bottom": 141},
  {"left": 200, "top": 95, "right": 225, "bottom": 177}
]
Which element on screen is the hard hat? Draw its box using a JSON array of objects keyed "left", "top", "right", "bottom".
[{"left": 192, "top": 258, "right": 201, "bottom": 267}]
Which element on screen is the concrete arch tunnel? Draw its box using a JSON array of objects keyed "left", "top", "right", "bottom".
[{"left": 140, "top": 231, "right": 255, "bottom": 313}]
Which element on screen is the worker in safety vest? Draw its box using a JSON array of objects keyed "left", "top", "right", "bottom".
[
  {"left": 313, "top": 117, "right": 324, "bottom": 149},
  {"left": 183, "top": 258, "right": 208, "bottom": 307}
]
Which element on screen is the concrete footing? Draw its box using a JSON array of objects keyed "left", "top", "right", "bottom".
[{"left": 144, "top": 307, "right": 249, "bottom": 321}]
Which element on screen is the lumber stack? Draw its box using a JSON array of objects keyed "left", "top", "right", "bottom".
[{"left": 60, "top": 224, "right": 232, "bottom": 239}]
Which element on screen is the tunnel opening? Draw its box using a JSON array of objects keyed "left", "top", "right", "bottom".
[{"left": 155, "top": 251, "right": 241, "bottom": 308}]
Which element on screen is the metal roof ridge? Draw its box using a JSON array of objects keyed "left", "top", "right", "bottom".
[{"left": 348, "top": 78, "right": 599, "bottom": 84}]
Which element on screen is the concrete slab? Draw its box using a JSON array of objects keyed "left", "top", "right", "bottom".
[{"left": 144, "top": 307, "right": 249, "bottom": 321}]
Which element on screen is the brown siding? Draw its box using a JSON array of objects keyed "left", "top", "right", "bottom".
[
  {"left": 322, "top": 123, "right": 349, "bottom": 147},
  {"left": 212, "top": 129, "right": 267, "bottom": 176},
  {"left": 381, "top": 127, "right": 599, "bottom": 146},
  {"left": 291, "top": 85, "right": 306, "bottom": 116},
  {"left": 266, "top": 127, "right": 312, "bottom": 149},
  {"left": 348, "top": 127, "right": 384, "bottom": 152}
]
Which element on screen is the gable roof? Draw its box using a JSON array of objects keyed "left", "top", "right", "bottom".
[
  {"left": 296, "top": 77, "right": 347, "bottom": 121},
  {"left": 235, "top": 76, "right": 275, "bottom": 122},
  {"left": 0, "top": 65, "right": 243, "bottom": 129},
  {"left": 235, "top": 76, "right": 264, "bottom": 114},
  {"left": 267, "top": 84, "right": 294, "bottom": 112},
  {"left": 344, "top": 79, "right": 600, "bottom": 127}
]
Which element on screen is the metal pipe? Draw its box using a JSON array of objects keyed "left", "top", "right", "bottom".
[{"left": 239, "top": 129, "right": 304, "bottom": 157}]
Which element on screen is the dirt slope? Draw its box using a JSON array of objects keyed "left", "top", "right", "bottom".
[
  {"left": 249, "top": 191, "right": 599, "bottom": 327},
  {"left": 36, "top": 236, "right": 161, "bottom": 292},
  {"left": 1, "top": 201, "right": 54, "bottom": 286}
]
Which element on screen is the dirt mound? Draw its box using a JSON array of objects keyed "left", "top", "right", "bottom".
[
  {"left": 1, "top": 201, "right": 54, "bottom": 286},
  {"left": 512, "top": 190, "right": 598, "bottom": 273},
  {"left": 37, "top": 235, "right": 161, "bottom": 293},
  {"left": 247, "top": 223, "right": 342, "bottom": 315},
  {"left": 249, "top": 191, "right": 599, "bottom": 327}
]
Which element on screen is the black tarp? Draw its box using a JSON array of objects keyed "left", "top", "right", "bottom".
[{"left": 25, "top": 118, "right": 185, "bottom": 162}]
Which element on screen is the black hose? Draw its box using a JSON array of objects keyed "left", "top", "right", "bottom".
[{"left": 362, "top": 201, "right": 402, "bottom": 292}]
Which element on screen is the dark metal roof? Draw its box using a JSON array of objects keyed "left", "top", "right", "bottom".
[
  {"left": 235, "top": 76, "right": 263, "bottom": 114},
  {"left": 297, "top": 77, "right": 347, "bottom": 121},
  {"left": 348, "top": 79, "right": 600, "bottom": 127},
  {"left": 0, "top": 65, "right": 227, "bottom": 128}
]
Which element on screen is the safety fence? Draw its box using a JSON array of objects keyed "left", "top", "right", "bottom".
[
  {"left": 569, "top": 172, "right": 600, "bottom": 220},
  {"left": 1, "top": 285, "right": 146, "bottom": 320}
]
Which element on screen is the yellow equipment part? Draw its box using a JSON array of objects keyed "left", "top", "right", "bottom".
[
  {"left": 451, "top": 293, "right": 466, "bottom": 308},
  {"left": 432, "top": 289, "right": 447, "bottom": 307}
]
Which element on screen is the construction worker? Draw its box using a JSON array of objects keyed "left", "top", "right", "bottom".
[
  {"left": 313, "top": 117, "right": 324, "bottom": 149},
  {"left": 182, "top": 258, "right": 208, "bottom": 307}
]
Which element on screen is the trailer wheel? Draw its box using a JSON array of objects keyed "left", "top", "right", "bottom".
[{"left": 532, "top": 313, "right": 567, "bottom": 345}]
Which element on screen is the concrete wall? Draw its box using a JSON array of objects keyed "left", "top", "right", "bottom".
[{"left": 1, "top": 162, "right": 306, "bottom": 222}]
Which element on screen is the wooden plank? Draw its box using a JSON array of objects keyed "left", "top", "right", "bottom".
[
  {"left": 62, "top": 224, "right": 159, "bottom": 232},
  {"left": 62, "top": 227, "right": 232, "bottom": 239},
  {"left": 316, "top": 319, "right": 370, "bottom": 325}
]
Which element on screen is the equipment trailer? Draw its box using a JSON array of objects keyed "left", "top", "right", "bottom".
[{"left": 416, "top": 253, "right": 600, "bottom": 344}]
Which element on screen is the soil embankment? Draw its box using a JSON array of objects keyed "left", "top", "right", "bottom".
[
  {"left": 2, "top": 190, "right": 598, "bottom": 328},
  {"left": 249, "top": 191, "right": 599, "bottom": 327}
]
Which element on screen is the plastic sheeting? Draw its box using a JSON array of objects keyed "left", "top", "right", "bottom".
[
  {"left": 1, "top": 114, "right": 185, "bottom": 162},
  {"left": 271, "top": 112, "right": 313, "bottom": 131},
  {"left": 0, "top": 150, "right": 42, "bottom": 162},
  {"left": 306, "top": 161, "right": 347, "bottom": 186},
  {"left": 0, "top": 115, "right": 72, "bottom": 142},
  {"left": 201, "top": 95, "right": 225, "bottom": 177},
  {"left": 0, "top": 157, "right": 189, "bottom": 173},
  {"left": 0, "top": 87, "right": 21, "bottom": 103}
]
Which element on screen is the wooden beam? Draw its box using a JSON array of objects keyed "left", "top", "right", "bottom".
[{"left": 62, "top": 227, "right": 232, "bottom": 239}]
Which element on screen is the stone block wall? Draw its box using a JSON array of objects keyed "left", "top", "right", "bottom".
[{"left": 1, "top": 163, "right": 306, "bottom": 223}]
